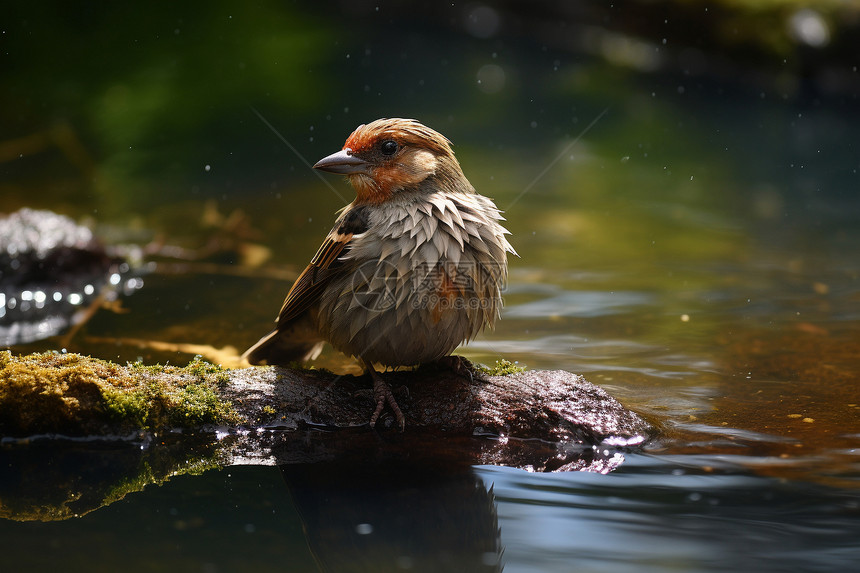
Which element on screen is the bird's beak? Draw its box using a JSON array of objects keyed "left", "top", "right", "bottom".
[{"left": 313, "top": 149, "right": 372, "bottom": 175}]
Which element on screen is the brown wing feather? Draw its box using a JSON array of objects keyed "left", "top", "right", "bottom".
[
  {"left": 275, "top": 204, "right": 370, "bottom": 326},
  {"left": 276, "top": 233, "right": 353, "bottom": 325}
]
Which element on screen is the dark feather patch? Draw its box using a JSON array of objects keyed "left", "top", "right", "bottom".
[{"left": 337, "top": 205, "right": 370, "bottom": 236}]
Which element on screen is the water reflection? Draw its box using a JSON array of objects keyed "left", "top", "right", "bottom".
[
  {"left": 0, "top": 427, "right": 636, "bottom": 523},
  {"left": 282, "top": 461, "right": 502, "bottom": 573},
  {"left": 3, "top": 451, "right": 857, "bottom": 573},
  {"left": 0, "top": 437, "right": 222, "bottom": 522}
]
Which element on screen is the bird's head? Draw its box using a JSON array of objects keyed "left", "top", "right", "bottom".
[{"left": 313, "top": 118, "right": 470, "bottom": 204}]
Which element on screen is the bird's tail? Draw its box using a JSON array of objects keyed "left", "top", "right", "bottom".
[{"left": 242, "top": 329, "right": 324, "bottom": 366}]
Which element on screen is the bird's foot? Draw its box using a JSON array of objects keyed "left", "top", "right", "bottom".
[
  {"left": 364, "top": 367, "right": 406, "bottom": 431},
  {"left": 435, "top": 355, "right": 474, "bottom": 383}
]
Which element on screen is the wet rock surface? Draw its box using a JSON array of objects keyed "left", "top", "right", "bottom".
[
  {"left": 224, "top": 364, "right": 651, "bottom": 446},
  {"left": 0, "top": 209, "right": 140, "bottom": 346}
]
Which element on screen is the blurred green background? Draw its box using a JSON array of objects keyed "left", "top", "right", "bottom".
[{"left": 3, "top": 0, "right": 858, "bottom": 224}]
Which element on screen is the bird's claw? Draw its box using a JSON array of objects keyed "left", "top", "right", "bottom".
[
  {"left": 367, "top": 374, "right": 405, "bottom": 431},
  {"left": 437, "top": 355, "right": 474, "bottom": 383}
]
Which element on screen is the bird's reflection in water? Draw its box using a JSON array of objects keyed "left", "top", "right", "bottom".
[{"left": 281, "top": 459, "right": 502, "bottom": 573}]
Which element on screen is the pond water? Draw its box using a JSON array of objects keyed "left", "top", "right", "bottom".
[{"left": 2, "top": 3, "right": 859, "bottom": 572}]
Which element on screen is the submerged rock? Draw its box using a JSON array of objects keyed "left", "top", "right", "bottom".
[{"left": 0, "top": 208, "right": 142, "bottom": 346}]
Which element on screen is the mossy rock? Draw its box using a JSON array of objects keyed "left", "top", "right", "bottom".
[{"left": 0, "top": 351, "right": 241, "bottom": 437}]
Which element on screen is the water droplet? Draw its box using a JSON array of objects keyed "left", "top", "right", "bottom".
[{"left": 355, "top": 523, "right": 373, "bottom": 535}]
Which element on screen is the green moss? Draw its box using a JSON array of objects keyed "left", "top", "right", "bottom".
[
  {"left": 168, "top": 381, "right": 234, "bottom": 426},
  {"left": 102, "top": 386, "right": 150, "bottom": 427},
  {"left": 0, "top": 352, "right": 242, "bottom": 436},
  {"left": 477, "top": 359, "right": 527, "bottom": 376},
  {"left": 127, "top": 361, "right": 166, "bottom": 375},
  {"left": 185, "top": 355, "right": 229, "bottom": 384}
]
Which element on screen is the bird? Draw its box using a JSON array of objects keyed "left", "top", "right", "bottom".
[{"left": 243, "top": 118, "right": 515, "bottom": 430}]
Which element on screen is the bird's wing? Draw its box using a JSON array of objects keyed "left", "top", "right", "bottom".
[{"left": 275, "top": 205, "right": 370, "bottom": 326}]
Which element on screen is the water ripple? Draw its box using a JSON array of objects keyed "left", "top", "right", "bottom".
[{"left": 505, "top": 290, "right": 654, "bottom": 319}]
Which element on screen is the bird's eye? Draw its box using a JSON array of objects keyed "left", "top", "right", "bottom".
[{"left": 380, "top": 140, "right": 398, "bottom": 156}]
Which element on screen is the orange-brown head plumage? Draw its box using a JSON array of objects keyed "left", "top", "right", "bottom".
[
  {"left": 314, "top": 118, "right": 471, "bottom": 204},
  {"left": 344, "top": 118, "right": 454, "bottom": 158}
]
